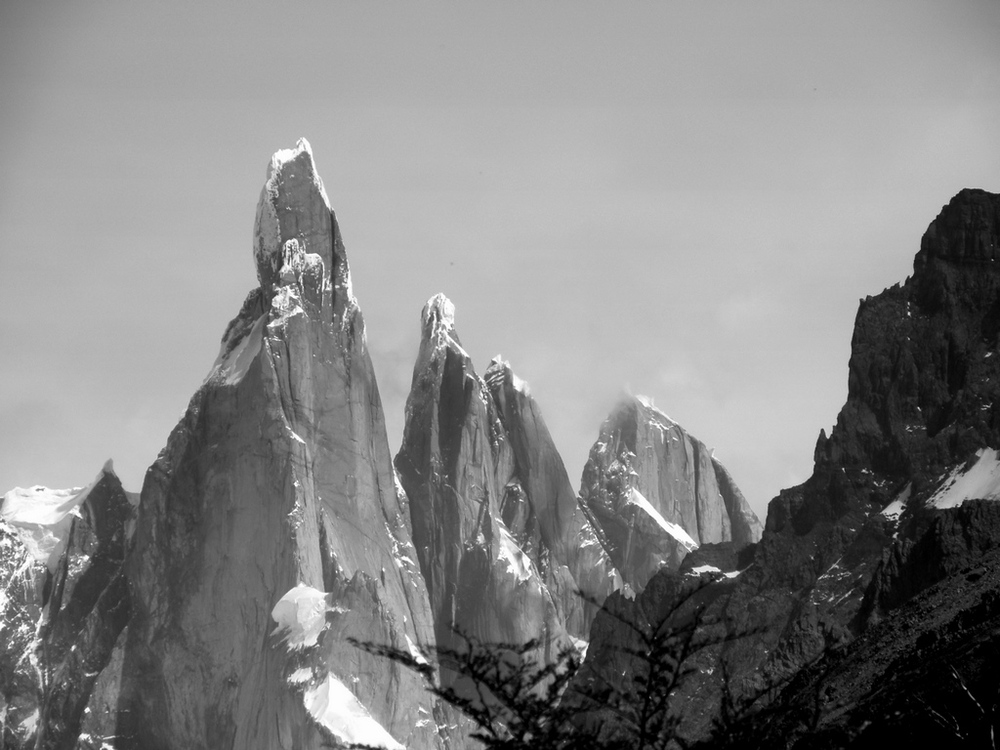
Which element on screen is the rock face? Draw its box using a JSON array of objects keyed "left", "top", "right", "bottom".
[
  {"left": 730, "top": 539, "right": 1000, "bottom": 749},
  {"left": 575, "top": 188, "right": 1000, "bottom": 744},
  {"left": 483, "top": 357, "right": 620, "bottom": 637},
  {"left": 394, "top": 296, "right": 577, "bottom": 678},
  {"left": 0, "top": 462, "right": 134, "bottom": 750},
  {"left": 115, "top": 140, "right": 447, "bottom": 750},
  {"left": 579, "top": 395, "right": 762, "bottom": 591}
]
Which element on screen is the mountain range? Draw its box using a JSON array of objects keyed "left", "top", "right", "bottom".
[{"left": 2, "top": 139, "right": 998, "bottom": 749}]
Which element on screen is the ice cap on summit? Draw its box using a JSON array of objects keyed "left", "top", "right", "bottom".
[{"left": 421, "top": 293, "right": 456, "bottom": 334}]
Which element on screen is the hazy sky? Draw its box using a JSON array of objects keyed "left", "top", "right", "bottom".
[{"left": 2, "top": 2, "right": 999, "bottom": 521}]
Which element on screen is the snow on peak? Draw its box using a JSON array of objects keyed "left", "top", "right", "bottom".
[
  {"left": 627, "top": 487, "right": 698, "bottom": 551},
  {"left": 267, "top": 137, "right": 331, "bottom": 210},
  {"left": 208, "top": 313, "right": 266, "bottom": 386},
  {"left": 487, "top": 356, "right": 531, "bottom": 395},
  {"left": 303, "top": 674, "right": 404, "bottom": 750},
  {"left": 635, "top": 394, "right": 676, "bottom": 427},
  {"left": 928, "top": 448, "right": 1000, "bottom": 509},
  {"left": 270, "top": 583, "right": 330, "bottom": 650},
  {"left": 1, "top": 463, "right": 111, "bottom": 571},
  {"left": 688, "top": 564, "right": 740, "bottom": 579},
  {"left": 421, "top": 293, "right": 455, "bottom": 333}
]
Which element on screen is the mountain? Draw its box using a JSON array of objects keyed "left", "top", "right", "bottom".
[
  {"left": 394, "top": 294, "right": 616, "bottom": 672},
  {"left": 0, "top": 461, "right": 134, "bottom": 749},
  {"left": 6, "top": 141, "right": 992, "bottom": 750},
  {"left": 573, "top": 187, "right": 1000, "bottom": 745},
  {"left": 579, "top": 395, "right": 762, "bottom": 591},
  {"left": 114, "top": 140, "right": 451, "bottom": 750},
  {"left": 483, "top": 357, "right": 621, "bottom": 637}
]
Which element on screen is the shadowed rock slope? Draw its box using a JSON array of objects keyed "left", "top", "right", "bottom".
[{"left": 578, "top": 188, "right": 1000, "bottom": 744}]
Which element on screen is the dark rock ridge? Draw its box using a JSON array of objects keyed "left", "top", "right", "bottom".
[
  {"left": 579, "top": 395, "right": 762, "bottom": 591},
  {"left": 725, "top": 540, "right": 1000, "bottom": 748},
  {"left": 860, "top": 497, "right": 1000, "bottom": 626},
  {"left": 0, "top": 461, "right": 134, "bottom": 750},
  {"left": 575, "top": 188, "right": 1000, "bottom": 743},
  {"left": 116, "top": 140, "right": 450, "bottom": 750}
]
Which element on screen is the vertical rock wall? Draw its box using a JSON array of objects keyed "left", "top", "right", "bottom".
[
  {"left": 395, "top": 296, "right": 571, "bottom": 678},
  {"left": 579, "top": 395, "right": 761, "bottom": 591},
  {"left": 115, "top": 141, "right": 445, "bottom": 750}
]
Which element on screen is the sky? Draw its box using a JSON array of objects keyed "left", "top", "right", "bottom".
[{"left": 2, "top": 1, "right": 999, "bottom": 521}]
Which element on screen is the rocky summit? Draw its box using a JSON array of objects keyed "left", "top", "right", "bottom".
[
  {"left": 1, "top": 141, "right": 997, "bottom": 750},
  {"left": 580, "top": 395, "right": 762, "bottom": 591}
]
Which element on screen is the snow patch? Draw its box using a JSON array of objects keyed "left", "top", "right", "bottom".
[
  {"left": 688, "top": 564, "right": 740, "bottom": 579},
  {"left": 928, "top": 449, "right": 1000, "bottom": 509},
  {"left": 303, "top": 674, "right": 404, "bottom": 750},
  {"left": 627, "top": 488, "right": 698, "bottom": 551},
  {"left": 636, "top": 395, "right": 676, "bottom": 427},
  {"left": 288, "top": 667, "right": 313, "bottom": 685},
  {"left": 211, "top": 314, "right": 265, "bottom": 385},
  {"left": 881, "top": 483, "right": 911, "bottom": 520},
  {"left": 497, "top": 524, "right": 534, "bottom": 582},
  {"left": 405, "top": 634, "right": 428, "bottom": 666},
  {"left": 1, "top": 462, "right": 109, "bottom": 571},
  {"left": 270, "top": 583, "right": 330, "bottom": 650}
]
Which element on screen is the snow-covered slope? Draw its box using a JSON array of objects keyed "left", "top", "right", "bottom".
[{"left": 928, "top": 448, "right": 1000, "bottom": 508}]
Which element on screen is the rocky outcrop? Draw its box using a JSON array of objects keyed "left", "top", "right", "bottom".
[
  {"left": 115, "top": 140, "right": 448, "bottom": 750},
  {"left": 394, "top": 296, "right": 575, "bottom": 680},
  {"left": 575, "top": 189, "right": 1000, "bottom": 745},
  {"left": 579, "top": 395, "right": 761, "bottom": 591},
  {"left": 860, "top": 498, "right": 1000, "bottom": 627},
  {"left": 0, "top": 462, "right": 134, "bottom": 750},
  {"left": 723, "top": 545, "right": 1000, "bottom": 749}
]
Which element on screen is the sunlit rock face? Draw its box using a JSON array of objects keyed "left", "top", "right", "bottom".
[
  {"left": 395, "top": 296, "right": 582, "bottom": 680},
  {"left": 115, "top": 140, "right": 448, "bottom": 750},
  {"left": 483, "top": 358, "right": 618, "bottom": 637},
  {"left": 579, "top": 395, "right": 762, "bottom": 592},
  {"left": 0, "top": 462, "right": 134, "bottom": 750}
]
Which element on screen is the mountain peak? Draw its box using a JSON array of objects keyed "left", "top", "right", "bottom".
[
  {"left": 485, "top": 356, "right": 531, "bottom": 395},
  {"left": 421, "top": 293, "right": 455, "bottom": 334},
  {"left": 916, "top": 187, "right": 1000, "bottom": 268},
  {"left": 254, "top": 138, "right": 336, "bottom": 295}
]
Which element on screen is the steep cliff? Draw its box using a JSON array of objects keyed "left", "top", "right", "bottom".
[
  {"left": 579, "top": 395, "right": 761, "bottom": 591},
  {"left": 394, "top": 295, "right": 576, "bottom": 679},
  {"left": 115, "top": 140, "right": 447, "bottom": 750},
  {"left": 484, "top": 357, "right": 619, "bottom": 637}
]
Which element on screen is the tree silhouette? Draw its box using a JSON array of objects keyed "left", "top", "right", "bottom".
[{"left": 350, "top": 578, "right": 750, "bottom": 750}]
